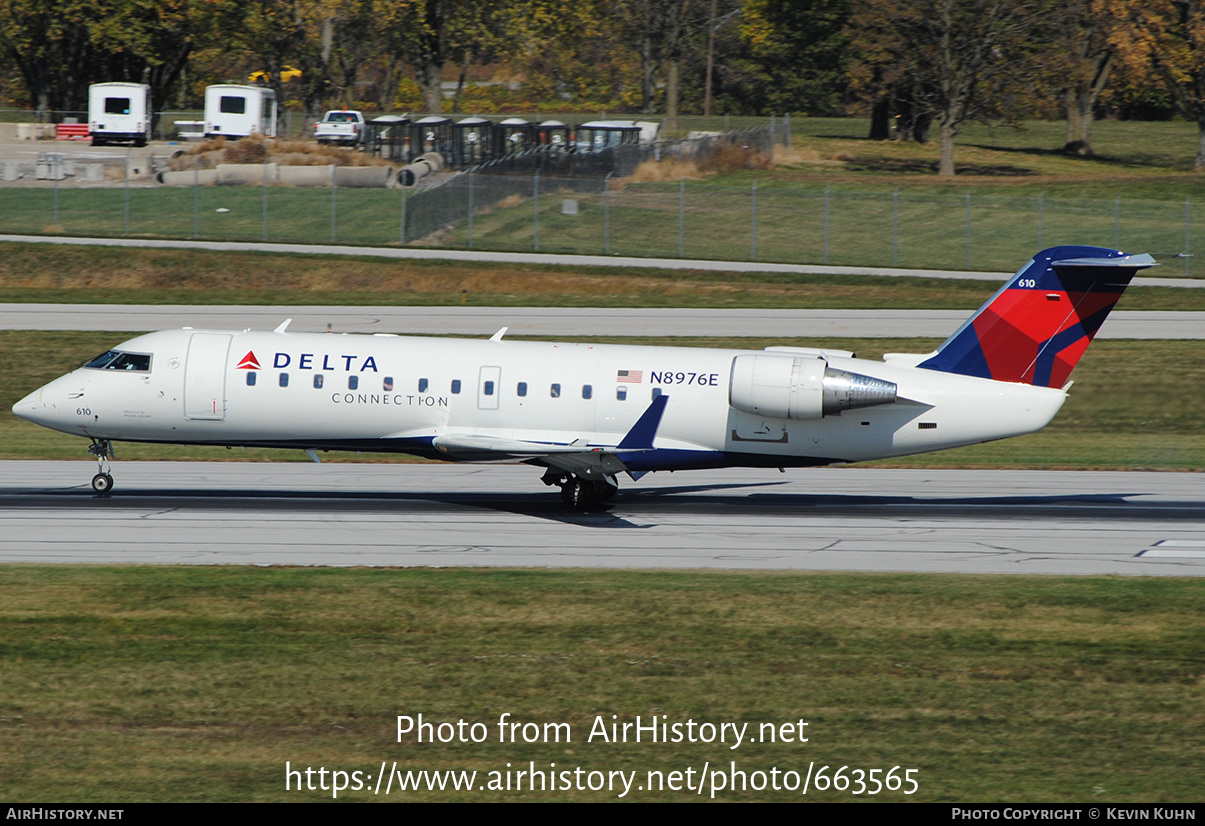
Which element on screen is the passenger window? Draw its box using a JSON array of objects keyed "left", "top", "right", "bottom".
[
  {"left": 652, "top": 387, "right": 662, "bottom": 399},
  {"left": 314, "top": 374, "right": 324, "bottom": 389},
  {"left": 246, "top": 372, "right": 257, "bottom": 386},
  {"left": 384, "top": 377, "right": 394, "bottom": 391},
  {"left": 550, "top": 383, "right": 561, "bottom": 398},
  {"left": 582, "top": 384, "right": 592, "bottom": 399},
  {"left": 279, "top": 373, "right": 289, "bottom": 387},
  {"left": 348, "top": 375, "right": 358, "bottom": 390},
  {"left": 484, "top": 380, "right": 495, "bottom": 396},
  {"left": 517, "top": 382, "right": 527, "bottom": 397},
  {"left": 419, "top": 378, "right": 429, "bottom": 393},
  {"left": 616, "top": 387, "right": 627, "bottom": 401},
  {"left": 451, "top": 379, "right": 461, "bottom": 394}
]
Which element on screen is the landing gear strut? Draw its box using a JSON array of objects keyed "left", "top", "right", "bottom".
[
  {"left": 542, "top": 470, "right": 618, "bottom": 511},
  {"left": 88, "top": 439, "right": 115, "bottom": 494}
]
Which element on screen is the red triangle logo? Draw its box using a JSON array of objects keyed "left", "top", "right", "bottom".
[{"left": 236, "top": 351, "right": 261, "bottom": 370}]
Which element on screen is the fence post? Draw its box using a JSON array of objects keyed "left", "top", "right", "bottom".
[
  {"left": 750, "top": 178, "right": 757, "bottom": 261},
  {"left": 53, "top": 165, "right": 59, "bottom": 229},
  {"left": 262, "top": 158, "right": 269, "bottom": 242},
  {"left": 193, "top": 153, "right": 200, "bottom": 239},
  {"left": 400, "top": 180, "right": 408, "bottom": 245},
  {"left": 124, "top": 149, "right": 131, "bottom": 236},
  {"left": 1114, "top": 195, "right": 1121, "bottom": 249},
  {"left": 330, "top": 164, "right": 337, "bottom": 244},
  {"left": 468, "top": 169, "right": 474, "bottom": 249},
  {"left": 964, "top": 189, "right": 972, "bottom": 269},
  {"left": 769, "top": 114, "right": 776, "bottom": 148},
  {"left": 784, "top": 113, "right": 790, "bottom": 150},
  {"left": 823, "top": 183, "right": 831, "bottom": 265},
  {"left": 604, "top": 172, "right": 612, "bottom": 255},
  {"left": 891, "top": 187, "right": 899, "bottom": 267},
  {"left": 1038, "top": 192, "right": 1044, "bottom": 249},
  {"left": 533, "top": 170, "right": 540, "bottom": 251},
  {"left": 1186, "top": 196, "right": 1192, "bottom": 277},
  {"left": 678, "top": 178, "right": 685, "bottom": 258}
]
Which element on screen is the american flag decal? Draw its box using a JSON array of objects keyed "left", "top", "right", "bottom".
[{"left": 617, "top": 369, "right": 643, "bottom": 383}]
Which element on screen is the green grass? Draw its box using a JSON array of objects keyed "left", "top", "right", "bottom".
[
  {"left": 1, "top": 241, "right": 1203, "bottom": 310},
  {"left": 1, "top": 566, "right": 1200, "bottom": 802},
  {"left": 4, "top": 333, "right": 1203, "bottom": 469}
]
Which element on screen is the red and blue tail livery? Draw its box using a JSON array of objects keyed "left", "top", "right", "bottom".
[{"left": 918, "top": 246, "right": 1155, "bottom": 388}]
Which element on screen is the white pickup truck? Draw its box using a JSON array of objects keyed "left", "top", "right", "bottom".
[{"left": 314, "top": 110, "right": 365, "bottom": 146}]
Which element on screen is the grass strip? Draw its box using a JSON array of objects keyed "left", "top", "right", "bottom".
[{"left": 0, "top": 566, "right": 1200, "bottom": 802}]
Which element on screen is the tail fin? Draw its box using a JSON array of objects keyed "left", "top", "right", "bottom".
[{"left": 918, "top": 245, "right": 1155, "bottom": 388}]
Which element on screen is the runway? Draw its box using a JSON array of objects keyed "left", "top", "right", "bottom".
[
  {"left": 2, "top": 304, "right": 1201, "bottom": 339},
  {"left": 2, "top": 462, "right": 1202, "bottom": 575}
]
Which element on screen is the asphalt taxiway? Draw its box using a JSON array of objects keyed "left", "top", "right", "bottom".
[
  {"left": 2, "top": 462, "right": 1201, "bottom": 575},
  {"left": 2, "top": 304, "right": 1202, "bottom": 339}
]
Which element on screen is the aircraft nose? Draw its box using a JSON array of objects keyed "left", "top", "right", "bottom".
[{"left": 12, "top": 388, "right": 42, "bottom": 422}]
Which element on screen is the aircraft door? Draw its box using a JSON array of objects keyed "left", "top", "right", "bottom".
[
  {"left": 478, "top": 365, "right": 501, "bottom": 410},
  {"left": 183, "top": 333, "right": 231, "bottom": 420}
]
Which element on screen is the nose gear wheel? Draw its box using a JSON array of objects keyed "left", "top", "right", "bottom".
[{"left": 87, "top": 439, "right": 116, "bottom": 494}]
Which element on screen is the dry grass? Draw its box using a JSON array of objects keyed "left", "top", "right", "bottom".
[{"left": 167, "top": 137, "right": 393, "bottom": 172}]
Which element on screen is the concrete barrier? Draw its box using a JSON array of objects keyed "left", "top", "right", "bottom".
[
  {"left": 277, "top": 165, "right": 336, "bottom": 186},
  {"left": 153, "top": 163, "right": 394, "bottom": 187},
  {"left": 217, "top": 163, "right": 279, "bottom": 185},
  {"left": 14, "top": 123, "right": 55, "bottom": 141},
  {"left": 334, "top": 165, "right": 394, "bottom": 188},
  {"left": 156, "top": 169, "right": 219, "bottom": 186}
]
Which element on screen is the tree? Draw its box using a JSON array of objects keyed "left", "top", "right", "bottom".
[
  {"left": 848, "top": 0, "right": 1043, "bottom": 176},
  {"left": 89, "top": 0, "right": 215, "bottom": 114},
  {"left": 738, "top": 0, "right": 852, "bottom": 116},
  {"left": 1051, "top": 0, "right": 1116, "bottom": 155},
  {"left": 607, "top": 0, "right": 704, "bottom": 118},
  {"left": 1, "top": 0, "right": 99, "bottom": 114},
  {"left": 377, "top": 0, "right": 507, "bottom": 114},
  {"left": 1108, "top": 0, "right": 1205, "bottom": 168}
]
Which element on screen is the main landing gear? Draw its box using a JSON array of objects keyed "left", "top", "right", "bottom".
[
  {"left": 88, "top": 438, "right": 115, "bottom": 494},
  {"left": 542, "top": 470, "right": 618, "bottom": 511}
]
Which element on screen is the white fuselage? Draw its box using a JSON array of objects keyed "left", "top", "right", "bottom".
[{"left": 14, "top": 328, "right": 1067, "bottom": 473}]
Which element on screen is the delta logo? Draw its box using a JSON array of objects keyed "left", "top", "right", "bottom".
[{"left": 236, "top": 351, "right": 261, "bottom": 370}]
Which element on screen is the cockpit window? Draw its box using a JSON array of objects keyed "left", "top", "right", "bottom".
[{"left": 83, "top": 350, "right": 151, "bottom": 372}]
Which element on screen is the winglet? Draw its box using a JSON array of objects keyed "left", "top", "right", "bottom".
[
  {"left": 274, "top": 319, "right": 292, "bottom": 333},
  {"left": 490, "top": 327, "right": 508, "bottom": 341},
  {"left": 617, "top": 394, "right": 669, "bottom": 451}
]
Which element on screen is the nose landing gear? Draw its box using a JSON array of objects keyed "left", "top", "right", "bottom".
[{"left": 88, "top": 439, "right": 115, "bottom": 494}]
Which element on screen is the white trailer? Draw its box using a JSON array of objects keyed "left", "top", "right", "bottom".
[
  {"left": 88, "top": 82, "right": 152, "bottom": 147},
  {"left": 203, "top": 85, "right": 278, "bottom": 139}
]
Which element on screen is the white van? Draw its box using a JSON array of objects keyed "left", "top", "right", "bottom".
[
  {"left": 203, "top": 85, "right": 278, "bottom": 138},
  {"left": 88, "top": 82, "right": 152, "bottom": 146}
]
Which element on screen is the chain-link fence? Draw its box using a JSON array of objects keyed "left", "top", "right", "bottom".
[{"left": 0, "top": 164, "right": 1200, "bottom": 276}]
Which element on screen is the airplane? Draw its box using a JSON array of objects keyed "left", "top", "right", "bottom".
[{"left": 12, "top": 245, "right": 1153, "bottom": 510}]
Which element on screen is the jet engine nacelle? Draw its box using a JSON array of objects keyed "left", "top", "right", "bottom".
[{"left": 728, "top": 354, "right": 898, "bottom": 420}]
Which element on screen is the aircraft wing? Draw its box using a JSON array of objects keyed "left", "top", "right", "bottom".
[{"left": 429, "top": 395, "right": 670, "bottom": 479}]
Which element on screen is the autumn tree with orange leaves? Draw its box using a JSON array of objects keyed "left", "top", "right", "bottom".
[{"left": 1108, "top": 0, "right": 1205, "bottom": 168}]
